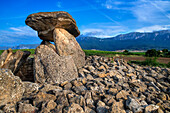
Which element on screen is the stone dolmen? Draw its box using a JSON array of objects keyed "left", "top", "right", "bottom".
[{"left": 25, "top": 11, "right": 85, "bottom": 84}]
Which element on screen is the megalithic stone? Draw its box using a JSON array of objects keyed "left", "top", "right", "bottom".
[
  {"left": 25, "top": 11, "right": 80, "bottom": 41},
  {"left": 25, "top": 11, "right": 85, "bottom": 69},
  {"left": 53, "top": 28, "right": 85, "bottom": 69},
  {"left": 34, "top": 43, "right": 78, "bottom": 84}
]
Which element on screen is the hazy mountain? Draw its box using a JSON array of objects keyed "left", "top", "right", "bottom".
[
  {"left": 0, "top": 30, "right": 170, "bottom": 50},
  {"left": 0, "top": 44, "right": 39, "bottom": 50},
  {"left": 77, "top": 30, "right": 170, "bottom": 50},
  {"left": 12, "top": 44, "right": 39, "bottom": 49}
]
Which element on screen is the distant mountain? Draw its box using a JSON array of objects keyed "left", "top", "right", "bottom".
[
  {"left": 77, "top": 30, "right": 170, "bottom": 50},
  {"left": 0, "top": 30, "right": 170, "bottom": 51},
  {"left": 0, "top": 44, "right": 39, "bottom": 50},
  {"left": 12, "top": 44, "right": 39, "bottom": 49}
]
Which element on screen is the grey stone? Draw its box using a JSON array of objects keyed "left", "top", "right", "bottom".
[
  {"left": 63, "top": 103, "right": 84, "bottom": 113},
  {"left": 0, "top": 69, "right": 25, "bottom": 107},
  {"left": 125, "top": 97, "right": 144, "bottom": 113},
  {"left": 0, "top": 49, "right": 30, "bottom": 74},
  {"left": 34, "top": 44, "right": 78, "bottom": 84},
  {"left": 18, "top": 102, "right": 38, "bottom": 113},
  {"left": 25, "top": 11, "right": 80, "bottom": 41},
  {"left": 53, "top": 28, "right": 85, "bottom": 69},
  {"left": 144, "top": 104, "right": 159, "bottom": 113}
]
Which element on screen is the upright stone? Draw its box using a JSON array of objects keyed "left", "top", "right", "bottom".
[
  {"left": 53, "top": 28, "right": 85, "bottom": 69},
  {"left": 15, "top": 57, "right": 34, "bottom": 82},
  {"left": 0, "top": 48, "right": 13, "bottom": 67},
  {"left": 0, "top": 49, "right": 31, "bottom": 74},
  {"left": 34, "top": 43, "right": 78, "bottom": 84},
  {"left": 0, "top": 69, "right": 25, "bottom": 107}
]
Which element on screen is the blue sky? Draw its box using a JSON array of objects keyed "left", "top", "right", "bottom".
[{"left": 0, "top": 0, "right": 170, "bottom": 46}]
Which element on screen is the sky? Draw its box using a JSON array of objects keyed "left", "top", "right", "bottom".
[{"left": 0, "top": 0, "right": 170, "bottom": 46}]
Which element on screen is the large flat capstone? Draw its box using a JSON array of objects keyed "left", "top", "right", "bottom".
[{"left": 25, "top": 11, "right": 80, "bottom": 41}]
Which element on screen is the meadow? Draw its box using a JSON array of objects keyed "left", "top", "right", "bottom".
[{"left": 0, "top": 49, "right": 170, "bottom": 67}]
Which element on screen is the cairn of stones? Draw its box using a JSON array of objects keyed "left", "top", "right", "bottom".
[{"left": 0, "top": 11, "right": 169, "bottom": 113}]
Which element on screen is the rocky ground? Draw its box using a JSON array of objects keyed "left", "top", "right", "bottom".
[
  {"left": 0, "top": 11, "right": 169, "bottom": 113},
  {"left": 0, "top": 56, "right": 169, "bottom": 113}
]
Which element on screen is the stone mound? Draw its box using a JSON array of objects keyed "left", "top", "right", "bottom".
[
  {"left": 0, "top": 56, "right": 169, "bottom": 113},
  {"left": 0, "top": 11, "right": 169, "bottom": 113}
]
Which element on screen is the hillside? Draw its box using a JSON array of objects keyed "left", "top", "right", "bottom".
[
  {"left": 77, "top": 30, "right": 170, "bottom": 50},
  {"left": 1, "top": 30, "right": 170, "bottom": 50}
]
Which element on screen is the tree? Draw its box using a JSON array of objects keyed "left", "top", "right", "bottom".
[
  {"left": 162, "top": 49, "right": 168, "bottom": 53},
  {"left": 123, "top": 50, "right": 129, "bottom": 55},
  {"left": 145, "top": 49, "right": 160, "bottom": 57},
  {"left": 123, "top": 50, "right": 129, "bottom": 53}
]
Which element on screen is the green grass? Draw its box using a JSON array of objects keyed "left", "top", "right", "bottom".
[
  {"left": 0, "top": 50, "right": 4, "bottom": 55},
  {"left": 129, "top": 57, "right": 170, "bottom": 68},
  {"left": 0, "top": 49, "right": 35, "bottom": 55},
  {"left": 0, "top": 49, "right": 145, "bottom": 57},
  {"left": 83, "top": 50, "right": 145, "bottom": 57},
  {"left": 0, "top": 49, "right": 169, "bottom": 67}
]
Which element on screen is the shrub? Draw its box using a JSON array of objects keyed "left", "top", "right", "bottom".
[
  {"left": 123, "top": 50, "right": 129, "bottom": 53},
  {"left": 129, "top": 57, "right": 168, "bottom": 67},
  {"left": 145, "top": 49, "right": 160, "bottom": 57},
  {"left": 162, "top": 49, "right": 168, "bottom": 53},
  {"left": 167, "top": 62, "right": 170, "bottom": 68}
]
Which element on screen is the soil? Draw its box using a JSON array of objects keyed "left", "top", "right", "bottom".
[{"left": 114, "top": 56, "right": 170, "bottom": 64}]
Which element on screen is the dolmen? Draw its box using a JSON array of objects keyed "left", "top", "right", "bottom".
[{"left": 25, "top": 11, "right": 85, "bottom": 84}]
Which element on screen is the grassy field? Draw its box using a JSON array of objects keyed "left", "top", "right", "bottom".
[
  {"left": 0, "top": 49, "right": 145, "bottom": 56},
  {"left": 0, "top": 49, "right": 35, "bottom": 55},
  {"left": 84, "top": 50, "right": 145, "bottom": 57},
  {"left": 0, "top": 49, "right": 169, "bottom": 67}
]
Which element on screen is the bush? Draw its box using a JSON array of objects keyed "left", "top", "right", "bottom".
[
  {"left": 123, "top": 50, "right": 130, "bottom": 55},
  {"left": 129, "top": 57, "right": 167, "bottom": 67},
  {"left": 142, "top": 57, "right": 158, "bottom": 66},
  {"left": 145, "top": 49, "right": 160, "bottom": 57},
  {"left": 123, "top": 50, "right": 129, "bottom": 53},
  {"left": 167, "top": 62, "right": 170, "bottom": 68},
  {"left": 162, "top": 49, "right": 168, "bottom": 53}
]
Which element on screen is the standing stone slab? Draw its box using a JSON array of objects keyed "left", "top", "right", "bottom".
[
  {"left": 34, "top": 44, "right": 78, "bottom": 84},
  {"left": 15, "top": 57, "right": 34, "bottom": 82},
  {"left": 0, "top": 69, "right": 25, "bottom": 107},
  {"left": 0, "top": 49, "right": 31, "bottom": 74},
  {"left": 0, "top": 49, "right": 13, "bottom": 68},
  {"left": 53, "top": 28, "right": 85, "bottom": 69}
]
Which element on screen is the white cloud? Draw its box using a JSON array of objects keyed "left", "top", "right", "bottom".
[
  {"left": 10, "top": 27, "right": 23, "bottom": 32},
  {"left": 102, "top": 0, "right": 131, "bottom": 10},
  {"left": 132, "top": 0, "right": 170, "bottom": 22},
  {"left": 135, "top": 25, "right": 170, "bottom": 32},
  {"left": 0, "top": 26, "right": 39, "bottom": 46},
  {"left": 7, "top": 26, "right": 37, "bottom": 37},
  {"left": 56, "top": 2, "right": 62, "bottom": 8},
  {"left": 80, "top": 23, "right": 127, "bottom": 38},
  {"left": 102, "top": 0, "right": 170, "bottom": 23}
]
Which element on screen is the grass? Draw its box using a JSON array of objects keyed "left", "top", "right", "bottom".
[
  {"left": 0, "top": 49, "right": 169, "bottom": 67},
  {"left": 129, "top": 57, "right": 170, "bottom": 68},
  {"left": 1, "top": 49, "right": 145, "bottom": 57},
  {"left": 0, "top": 49, "right": 35, "bottom": 55},
  {"left": 83, "top": 50, "right": 145, "bottom": 57}
]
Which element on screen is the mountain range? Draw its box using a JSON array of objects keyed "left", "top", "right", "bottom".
[
  {"left": 77, "top": 30, "right": 170, "bottom": 51},
  {"left": 1, "top": 30, "right": 170, "bottom": 50}
]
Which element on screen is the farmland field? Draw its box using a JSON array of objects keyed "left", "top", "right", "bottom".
[
  {"left": 114, "top": 56, "right": 170, "bottom": 64},
  {"left": 0, "top": 49, "right": 170, "bottom": 65}
]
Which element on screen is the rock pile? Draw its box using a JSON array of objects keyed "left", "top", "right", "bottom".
[
  {"left": 0, "top": 56, "right": 170, "bottom": 113},
  {"left": 0, "top": 11, "right": 170, "bottom": 113}
]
